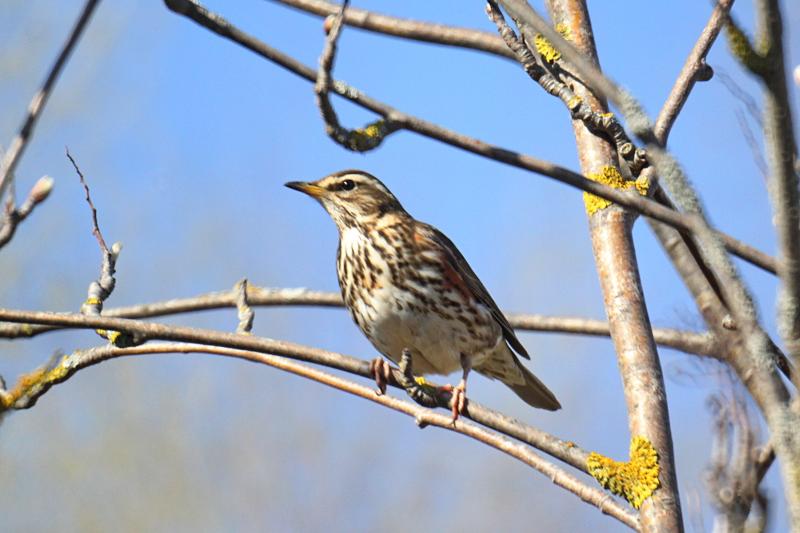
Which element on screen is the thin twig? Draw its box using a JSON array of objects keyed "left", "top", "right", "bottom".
[
  {"left": 66, "top": 150, "right": 133, "bottom": 347},
  {"left": 0, "top": 176, "right": 53, "bottom": 248},
  {"left": 0, "top": 340, "right": 639, "bottom": 530},
  {"left": 654, "top": 0, "right": 735, "bottom": 143},
  {"left": 269, "top": 0, "right": 516, "bottom": 59},
  {"left": 162, "top": 0, "right": 776, "bottom": 275},
  {"left": 235, "top": 279, "right": 254, "bottom": 334},
  {"left": 705, "top": 388, "right": 768, "bottom": 531},
  {"left": 67, "top": 149, "right": 108, "bottom": 254},
  {"left": 314, "top": 0, "right": 399, "bottom": 151},
  {"left": 0, "top": 0, "right": 101, "bottom": 205}
]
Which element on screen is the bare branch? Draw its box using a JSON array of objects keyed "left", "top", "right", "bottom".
[
  {"left": 0, "top": 285, "right": 717, "bottom": 356},
  {"left": 0, "top": 176, "right": 53, "bottom": 248},
  {"left": 705, "top": 388, "right": 770, "bottom": 531},
  {"left": 0, "top": 0, "right": 101, "bottom": 206},
  {"left": 0, "top": 308, "right": 593, "bottom": 476},
  {"left": 491, "top": 10, "right": 798, "bottom": 517},
  {"left": 163, "top": 0, "right": 775, "bottom": 275},
  {"left": 0, "top": 340, "right": 639, "bottom": 529},
  {"left": 540, "top": 1, "right": 682, "bottom": 529},
  {"left": 654, "top": 0, "right": 735, "bottom": 143},
  {"left": 751, "top": 0, "right": 800, "bottom": 522},
  {"left": 66, "top": 150, "right": 135, "bottom": 347},
  {"left": 749, "top": 0, "right": 800, "bottom": 371},
  {"left": 235, "top": 279, "right": 254, "bottom": 334},
  {"left": 485, "top": 1, "right": 647, "bottom": 177},
  {"left": 269, "top": 0, "right": 515, "bottom": 59},
  {"left": 314, "top": 0, "right": 399, "bottom": 151}
]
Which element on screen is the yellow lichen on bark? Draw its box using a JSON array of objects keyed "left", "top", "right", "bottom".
[
  {"left": 0, "top": 355, "right": 71, "bottom": 410},
  {"left": 534, "top": 23, "right": 571, "bottom": 63},
  {"left": 346, "top": 119, "right": 390, "bottom": 152},
  {"left": 583, "top": 165, "right": 649, "bottom": 215},
  {"left": 587, "top": 435, "right": 660, "bottom": 509}
]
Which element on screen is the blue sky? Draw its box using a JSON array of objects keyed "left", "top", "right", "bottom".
[{"left": 1, "top": 0, "right": 798, "bottom": 531}]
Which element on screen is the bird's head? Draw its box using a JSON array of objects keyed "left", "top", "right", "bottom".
[{"left": 285, "top": 170, "right": 405, "bottom": 230}]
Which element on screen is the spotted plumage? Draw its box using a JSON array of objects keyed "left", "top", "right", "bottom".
[{"left": 286, "top": 170, "right": 560, "bottom": 414}]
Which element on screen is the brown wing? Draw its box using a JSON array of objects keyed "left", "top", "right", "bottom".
[{"left": 415, "top": 222, "right": 530, "bottom": 360}]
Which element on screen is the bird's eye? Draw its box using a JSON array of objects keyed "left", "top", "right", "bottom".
[{"left": 340, "top": 179, "right": 356, "bottom": 191}]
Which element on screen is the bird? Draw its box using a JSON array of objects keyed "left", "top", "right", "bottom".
[{"left": 285, "top": 170, "right": 560, "bottom": 419}]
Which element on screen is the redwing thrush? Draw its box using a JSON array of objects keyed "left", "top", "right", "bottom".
[{"left": 286, "top": 170, "right": 560, "bottom": 418}]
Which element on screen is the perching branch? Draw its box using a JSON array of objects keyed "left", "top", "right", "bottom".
[
  {"left": 0, "top": 340, "right": 639, "bottom": 530},
  {"left": 162, "top": 0, "right": 776, "bottom": 275},
  {"left": 0, "top": 308, "right": 594, "bottom": 476},
  {"left": 0, "top": 0, "right": 100, "bottom": 210}
]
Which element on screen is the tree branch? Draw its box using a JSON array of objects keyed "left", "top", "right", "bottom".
[
  {"left": 313, "top": 0, "right": 399, "bottom": 151},
  {"left": 492, "top": 5, "right": 798, "bottom": 525},
  {"left": 268, "top": 0, "right": 515, "bottom": 59},
  {"left": 0, "top": 176, "right": 53, "bottom": 248},
  {"left": 0, "top": 285, "right": 718, "bottom": 356},
  {"left": 540, "top": 1, "right": 682, "bottom": 529},
  {"left": 0, "top": 308, "right": 593, "bottom": 476},
  {"left": 654, "top": 0, "right": 735, "bottom": 143},
  {"left": 0, "top": 340, "right": 639, "bottom": 530},
  {"left": 67, "top": 149, "right": 134, "bottom": 347},
  {"left": 0, "top": 0, "right": 100, "bottom": 211},
  {"left": 162, "top": 0, "right": 776, "bottom": 275},
  {"left": 749, "top": 0, "right": 800, "bottom": 371}
]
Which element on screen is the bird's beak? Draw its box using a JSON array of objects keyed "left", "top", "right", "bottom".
[{"left": 285, "top": 181, "right": 326, "bottom": 199}]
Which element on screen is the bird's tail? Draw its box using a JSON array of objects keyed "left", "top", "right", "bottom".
[
  {"left": 477, "top": 346, "right": 561, "bottom": 411},
  {"left": 505, "top": 361, "right": 561, "bottom": 411}
]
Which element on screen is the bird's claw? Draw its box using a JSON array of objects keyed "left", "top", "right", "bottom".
[
  {"left": 448, "top": 381, "right": 468, "bottom": 423},
  {"left": 369, "top": 357, "right": 392, "bottom": 395},
  {"left": 398, "top": 348, "right": 439, "bottom": 408}
]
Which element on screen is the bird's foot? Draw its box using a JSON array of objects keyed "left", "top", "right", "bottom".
[
  {"left": 397, "top": 349, "right": 439, "bottom": 408},
  {"left": 369, "top": 357, "right": 392, "bottom": 395},
  {"left": 438, "top": 380, "right": 467, "bottom": 423}
]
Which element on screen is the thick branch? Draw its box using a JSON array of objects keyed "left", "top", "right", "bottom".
[
  {"left": 542, "top": 1, "right": 682, "bottom": 529},
  {"left": 494, "top": 0, "right": 779, "bottom": 286},
  {"left": 162, "top": 0, "right": 775, "bottom": 275},
  {"left": 493, "top": 4, "right": 798, "bottom": 524}
]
